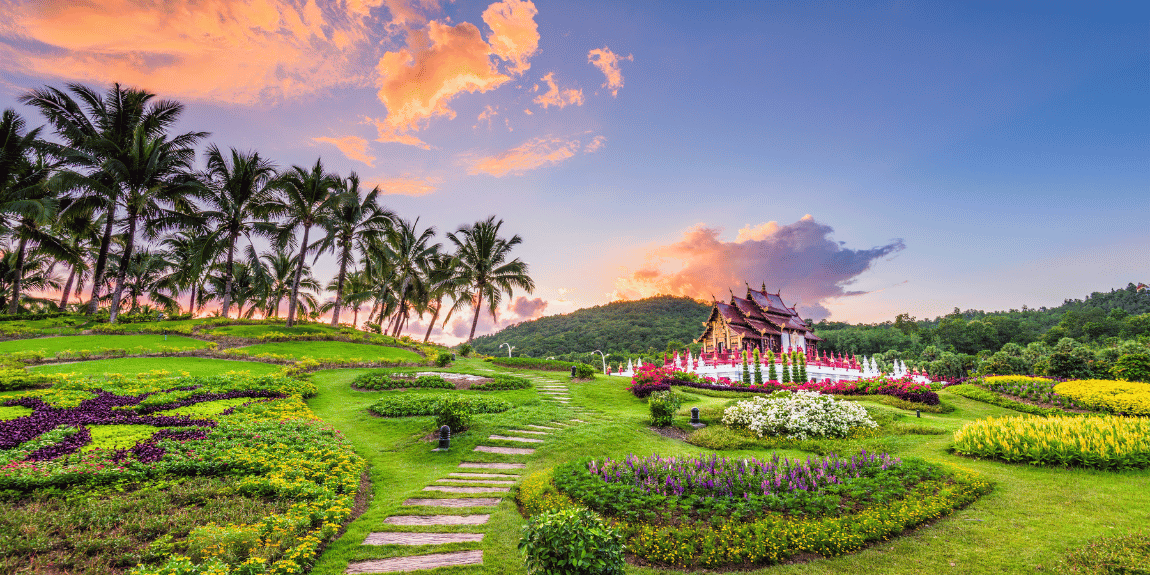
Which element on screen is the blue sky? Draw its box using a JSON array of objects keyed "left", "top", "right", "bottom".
[{"left": 1, "top": 0, "right": 1146, "bottom": 338}]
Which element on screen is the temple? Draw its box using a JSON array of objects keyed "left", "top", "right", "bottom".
[{"left": 697, "top": 284, "right": 822, "bottom": 354}]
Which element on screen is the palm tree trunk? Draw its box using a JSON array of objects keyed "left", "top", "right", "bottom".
[
  {"left": 187, "top": 282, "right": 197, "bottom": 316},
  {"left": 286, "top": 224, "right": 310, "bottom": 328},
  {"left": 331, "top": 247, "right": 348, "bottom": 326},
  {"left": 423, "top": 298, "right": 442, "bottom": 342},
  {"left": 220, "top": 231, "right": 238, "bottom": 319},
  {"left": 8, "top": 236, "right": 27, "bottom": 314},
  {"left": 391, "top": 274, "right": 410, "bottom": 337},
  {"left": 468, "top": 290, "right": 484, "bottom": 342},
  {"left": 353, "top": 306, "right": 359, "bottom": 329},
  {"left": 59, "top": 265, "right": 77, "bottom": 311},
  {"left": 108, "top": 214, "right": 138, "bottom": 324},
  {"left": 86, "top": 209, "right": 116, "bottom": 315}
]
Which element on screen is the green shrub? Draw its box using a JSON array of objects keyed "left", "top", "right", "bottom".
[
  {"left": 518, "top": 506, "right": 626, "bottom": 575},
  {"left": 471, "top": 375, "right": 532, "bottom": 391},
  {"left": 948, "top": 384, "right": 1068, "bottom": 417},
  {"left": 1112, "top": 353, "right": 1150, "bottom": 382},
  {"left": 493, "top": 357, "right": 577, "bottom": 371},
  {"left": 1055, "top": 531, "right": 1150, "bottom": 574},
  {"left": 0, "top": 365, "right": 61, "bottom": 391},
  {"left": 648, "top": 390, "right": 683, "bottom": 427},
  {"left": 458, "top": 343, "right": 473, "bottom": 357},
  {"left": 367, "top": 394, "right": 511, "bottom": 417},
  {"left": 351, "top": 372, "right": 453, "bottom": 391},
  {"left": 435, "top": 351, "right": 452, "bottom": 367},
  {"left": 435, "top": 395, "right": 474, "bottom": 431},
  {"left": 572, "top": 363, "right": 595, "bottom": 379}
]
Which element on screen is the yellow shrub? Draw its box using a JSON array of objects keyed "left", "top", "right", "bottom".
[
  {"left": 1054, "top": 379, "right": 1150, "bottom": 416},
  {"left": 953, "top": 415, "right": 1150, "bottom": 469}
]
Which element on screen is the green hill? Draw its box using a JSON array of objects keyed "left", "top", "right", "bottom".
[{"left": 470, "top": 295, "right": 712, "bottom": 358}]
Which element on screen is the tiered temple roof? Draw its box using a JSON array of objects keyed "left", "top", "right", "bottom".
[{"left": 697, "top": 285, "right": 821, "bottom": 350}]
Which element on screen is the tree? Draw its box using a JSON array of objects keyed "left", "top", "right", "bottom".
[
  {"left": 263, "top": 159, "right": 340, "bottom": 327},
  {"left": 447, "top": 216, "right": 535, "bottom": 342},
  {"left": 199, "top": 145, "right": 277, "bottom": 319},
  {"left": 369, "top": 216, "right": 439, "bottom": 336},
  {"left": 20, "top": 83, "right": 198, "bottom": 316},
  {"left": 315, "top": 174, "right": 392, "bottom": 326},
  {"left": 421, "top": 252, "right": 462, "bottom": 342}
]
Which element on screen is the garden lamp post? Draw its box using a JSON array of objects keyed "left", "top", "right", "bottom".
[
  {"left": 499, "top": 342, "right": 515, "bottom": 357},
  {"left": 592, "top": 350, "right": 610, "bottom": 374}
]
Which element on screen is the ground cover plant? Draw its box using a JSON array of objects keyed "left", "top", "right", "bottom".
[
  {"left": 0, "top": 335, "right": 212, "bottom": 360},
  {"left": 1054, "top": 530, "right": 1150, "bottom": 574},
  {"left": 31, "top": 357, "right": 284, "bottom": 378},
  {"left": 0, "top": 369, "right": 364, "bottom": 575},
  {"left": 977, "top": 376, "right": 1083, "bottom": 409},
  {"left": 225, "top": 340, "right": 422, "bottom": 364},
  {"left": 352, "top": 371, "right": 454, "bottom": 390},
  {"left": 1054, "top": 379, "right": 1150, "bottom": 416},
  {"left": 366, "top": 393, "right": 511, "bottom": 418},
  {"left": 206, "top": 323, "right": 347, "bottom": 338},
  {"left": 946, "top": 383, "right": 1070, "bottom": 416},
  {"left": 951, "top": 415, "right": 1150, "bottom": 470},
  {"left": 526, "top": 450, "right": 991, "bottom": 569}
]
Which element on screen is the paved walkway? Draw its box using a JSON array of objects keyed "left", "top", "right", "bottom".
[{"left": 344, "top": 371, "right": 602, "bottom": 574}]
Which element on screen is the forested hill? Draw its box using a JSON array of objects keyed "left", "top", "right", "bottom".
[{"left": 470, "top": 296, "right": 712, "bottom": 357}]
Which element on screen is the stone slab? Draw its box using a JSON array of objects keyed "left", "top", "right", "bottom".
[
  {"left": 345, "top": 550, "right": 483, "bottom": 574},
  {"left": 402, "top": 498, "right": 501, "bottom": 507},
  {"left": 423, "top": 486, "right": 510, "bottom": 494},
  {"left": 489, "top": 434, "right": 544, "bottom": 443},
  {"left": 503, "top": 429, "right": 548, "bottom": 435},
  {"left": 364, "top": 532, "right": 484, "bottom": 545},
  {"left": 447, "top": 472, "right": 518, "bottom": 479},
  {"left": 435, "top": 478, "right": 516, "bottom": 485},
  {"left": 385, "top": 514, "right": 490, "bottom": 526},
  {"left": 525, "top": 425, "right": 558, "bottom": 430},
  {"left": 474, "top": 445, "right": 535, "bottom": 455},
  {"left": 458, "top": 461, "right": 526, "bottom": 469}
]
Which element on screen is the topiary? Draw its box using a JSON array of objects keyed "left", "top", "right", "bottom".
[
  {"left": 518, "top": 506, "right": 625, "bottom": 575},
  {"left": 572, "top": 363, "right": 595, "bottom": 379},
  {"left": 648, "top": 390, "right": 683, "bottom": 427},
  {"left": 434, "top": 395, "right": 473, "bottom": 431}
]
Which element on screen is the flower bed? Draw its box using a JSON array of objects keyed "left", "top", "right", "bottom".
[
  {"left": 979, "top": 376, "right": 1082, "bottom": 409},
  {"left": 952, "top": 415, "right": 1150, "bottom": 470},
  {"left": 1053, "top": 379, "right": 1150, "bottom": 417},
  {"left": 524, "top": 451, "right": 991, "bottom": 569},
  {"left": 0, "top": 371, "right": 365, "bottom": 575},
  {"left": 947, "top": 384, "right": 1070, "bottom": 417},
  {"left": 366, "top": 394, "right": 511, "bottom": 417},
  {"left": 627, "top": 365, "right": 940, "bottom": 405},
  {"left": 721, "top": 391, "right": 877, "bottom": 440}
]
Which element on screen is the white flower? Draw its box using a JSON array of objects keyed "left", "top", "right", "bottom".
[{"left": 721, "top": 391, "right": 876, "bottom": 440}]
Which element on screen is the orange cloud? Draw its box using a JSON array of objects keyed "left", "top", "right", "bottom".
[
  {"left": 1, "top": 0, "right": 378, "bottom": 104},
  {"left": 373, "top": 0, "right": 539, "bottom": 139},
  {"left": 588, "top": 46, "right": 633, "bottom": 97},
  {"left": 482, "top": 0, "right": 540, "bottom": 75},
  {"left": 372, "top": 120, "right": 433, "bottom": 149},
  {"left": 612, "top": 217, "right": 905, "bottom": 320},
  {"left": 474, "top": 105, "right": 499, "bottom": 129},
  {"left": 369, "top": 175, "right": 442, "bottom": 196},
  {"left": 466, "top": 135, "right": 585, "bottom": 177},
  {"left": 313, "top": 135, "right": 376, "bottom": 167},
  {"left": 583, "top": 135, "right": 606, "bottom": 153},
  {"left": 533, "top": 72, "right": 584, "bottom": 109}
]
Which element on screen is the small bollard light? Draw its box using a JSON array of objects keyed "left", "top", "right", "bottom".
[
  {"left": 690, "top": 407, "right": 700, "bottom": 424},
  {"left": 916, "top": 410, "right": 921, "bottom": 418},
  {"left": 571, "top": 366, "right": 577, "bottom": 377},
  {"left": 438, "top": 425, "right": 451, "bottom": 450}
]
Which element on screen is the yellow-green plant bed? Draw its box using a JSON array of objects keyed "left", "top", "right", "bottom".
[
  {"left": 952, "top": 415, "right": 1150, "bottom": 469},
  {"left": 225, "top": 340, "right": 422, "bottom": 364},
  {"left": 1054, "top": 379, "right": 1150, "bottom": 417},
  {"left": 0, "top": 335, "right": 211, "bottom": 360}
]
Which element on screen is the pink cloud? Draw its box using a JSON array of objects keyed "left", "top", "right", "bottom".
[
  {"left": 588, "top": 46, "right": 632, "bottom": 97},
  {"left": 466, "top": 133, "right": 606, "bottom": 177},
  {"left": 313, "top": 135, "right": 376, "bottom": 167},
  {"left": 612, "top": 216, "right": 905, "bottom": 320},
  {"left": 532, "top": 72, "right": 583, "bottom": 109},
  {"left": 447, "top": 295, "right": 548, "bottom": 338},
  {"left": 367, "top": 175, "right": 442, "bottom": 196},
  {"left": 482, "top": 0, "right": 540, "bottom": 75}
]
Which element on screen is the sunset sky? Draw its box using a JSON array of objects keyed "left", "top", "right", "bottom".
[{"left": 1, "top": 0, "right": 1146, "bottom": 342}]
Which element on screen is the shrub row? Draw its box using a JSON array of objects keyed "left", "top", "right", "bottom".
[
  {"left": 489, "top": 357, "right": 577, "bottom": 371},
  {"left": 367, "top": 394, "right": 511, "bottom": 418},
  {"left": 980, "top": 376, "right": 1083, "bottom": 409},
  {"left": 470, "top": 375, "right": 532, "bottom": 391},
  {"left": 947, "top": 384, "right": 1068, "bottom": 417},
  {"left": 352, "top": 372, "right": 453, "bottom": 390},
  {"left": 952, "top": 415, "right": 1150, "bottom": 470}
]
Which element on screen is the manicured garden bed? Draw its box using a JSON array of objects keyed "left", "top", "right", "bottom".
[
  {"left": 0, "top": 334, "right": 211, "bottom": 359},
  {"left": 32, "top": 357, "right": 284, "bottom": 378},
  {"left": 225, "top": 340, "right": 422, "bottom": 363}
]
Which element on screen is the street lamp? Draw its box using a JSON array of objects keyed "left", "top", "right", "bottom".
[
  {"left": 591, "top": 350, "right": 610, "bottom": 374},
  {"left": 499, "top": 342, "right": 515, "bottom": 357}
]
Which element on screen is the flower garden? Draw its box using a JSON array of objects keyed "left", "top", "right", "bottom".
[{"left": 0, "top": 321, "right": 1148, "bottom": 574}]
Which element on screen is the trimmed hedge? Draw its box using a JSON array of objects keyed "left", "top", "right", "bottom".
[{"left": 490, "top": 357, "right": 578, "bottom": 371}]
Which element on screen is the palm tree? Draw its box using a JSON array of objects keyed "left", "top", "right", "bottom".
[
  {"left": 108, "top": 247, "right": 179, "bottom": 314},
  {"left": 0, "top": 243, "right": 61, "bottom": 312},
  {"left": 20, "top": 83, "right": 198, "bottom": 316},
  {"left": 0, "top": 109, "right": 51, "bottom": 232},
  {"left": 315, "top": 173, "right": 393, "bottom": 326},
  {"left": 198, "top": 145, "right": 277, "bottom": 319},
  {"left": 447, "top": 216, "right": 535, "bottom": 342},
  {"left": 103, "top": 124, "right": 205, "bottom": 323},
  {"left": 369, "top": 216, "right": 439, "bottom": 337},
  {"left": 421, "top": 251, "right": 462, "bottom": 342},
  {"left": 157, "top": 229, "right": 212, "bottom": 315},
  {"left": 340, "top": 269, "right": 375, "bottom": 329},
  {"left": 253, "top": 250, "right": 320, "bottom": 320},
  {"left": 263, "top": 159, "right": 340, "bottom": 327}
]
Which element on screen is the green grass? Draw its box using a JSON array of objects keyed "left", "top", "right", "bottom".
[
  {"left": 85, "top": 424, "right": 163, "bottom": 451},
  {"left": 154, "top": 397, "right": 255, "bottom": 417},
  {"left": 206, "top": 323, "right": 346, "bottom": 338},
  {"left": 30, "top": 357, "right": 283, "bottom": 378},
  {"left": 233, "top": 340, "right": 421, "bottom": 362},
  {"left": 0, "top": 404, "right": 33, "bottom": 420},
  {"left": 0, "top": 335, "right": 210, "bottom": 357}
]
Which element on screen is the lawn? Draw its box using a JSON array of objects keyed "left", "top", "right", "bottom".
[
  {"left": 205, "top": 322, "right": 347, "bottom": 338},
  {"left": 31, "top": 356, "right": 283, "bottom": 377},
  {"left": 0, "top": 334, "right": 210, "bottom": 357},
  {"left": 231, "top": 340, "right": 422, "bottom": 362}
]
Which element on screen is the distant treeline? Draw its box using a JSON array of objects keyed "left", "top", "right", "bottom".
[{"left": 471, "top": 285, "right": 1150, "bottom": 378}]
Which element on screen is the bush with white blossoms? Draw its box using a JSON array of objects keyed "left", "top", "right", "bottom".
[{"left": 721, "top": 390, "right": 877, "bottom": 440}]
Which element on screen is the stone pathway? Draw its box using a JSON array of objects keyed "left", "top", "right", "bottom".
[{"left": 344, "top": 372, "right": 601, "bottom": 574}]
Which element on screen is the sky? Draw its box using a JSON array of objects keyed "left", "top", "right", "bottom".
[{"left": 0, "top": 0, "right": 1146, "bottom": 343}]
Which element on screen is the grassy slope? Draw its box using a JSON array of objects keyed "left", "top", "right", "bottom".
[
  {"left": 0, "top": 334, "right": 209, "bottom": 356},
  {"left": 235, "top": 340, "right": 421, "bottom": 362},
  {"left": 31, "top": 357, "right": 282, "bottom": 377},
  {"left": 206, "top": 323, "right": 345, "bottom": 337},
  {"left": 308, "top": 362, "right": 1150, "bottom": 575}
]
